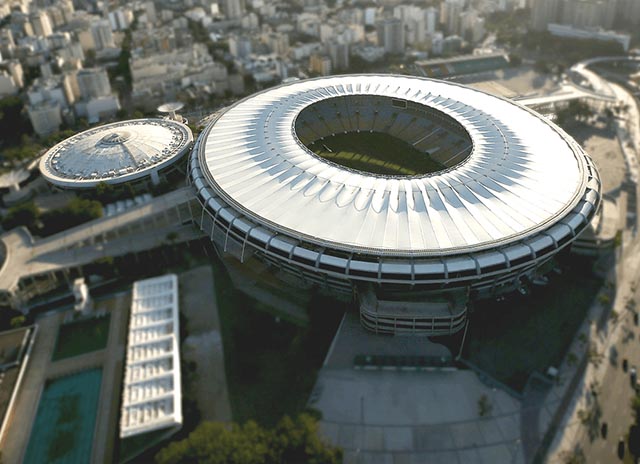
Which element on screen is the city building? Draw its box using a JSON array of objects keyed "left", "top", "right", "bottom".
[
  {"left": 27, "top": 100, "right": 63, "bottom": 136},
  {"left": 0, "top": 70, "right": 17, "bottom": 95},
  {"left": 328, "top": 41, "right": 349, "bottom": 71},
  {"left": 29, "top": 11, "right": 52, "bottom": 38},
  {"left": 90, "top": 19, "right": 115, "bottom": 50},
  {"left": 531, "top": 0, "right": 561, "bottom": 31},
  {"left": 309, "top": 53, "right": 332, "bottom": 76},
  {"left": 222, "top": 0, "right": 245, "bottom": 20},
  {"left": 548, "top": 23, "right": 631, "bottom": 51},
  {"left": 561, "top": 0, "right": 615, "bottom": 29},
  {"left": 377, "top": 17, "right": 405, "bottom": 55},
  {"left": 189, "top": 75, "right": 601, "bottom": 335},
  {"left": 76, "top": 68, "right": 111, "bottom": 99},
  {"left": 40, "top": 119, "right": 193, "bottom": 189}
]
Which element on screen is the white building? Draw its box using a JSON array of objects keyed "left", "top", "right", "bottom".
[
  {"left": 223, "top": 0, "right": 245, "bottom": 19},
  {"left": 120, "top": 275, "right": 182, "bottom": 439},
  {"left": 90, "top": 19, "right": 115, "bottom": 50},
  {"left": 28, "top": 101, "right": 62, "bottom": 136},
  {"left": 29, "top": 11, "right": 53, "bottom": 37},
  {"left": 76, "top": 68, "right": 112, "bottom": 99},
  {"left": 109, "top": 8, "right": 134, "bottom": 31},
  {"left": 40, "top": 119, "right": 193, "bottom": 188},
  {"left": 0, "top": 70, "right": 17, "bottom": 96}
]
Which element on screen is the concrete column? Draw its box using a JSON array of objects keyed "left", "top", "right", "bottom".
[{"left": 150, "top": 169, "right": 160, "bottom": 185}]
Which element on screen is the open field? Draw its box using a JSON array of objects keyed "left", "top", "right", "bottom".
[
  {"left": 308, "top": 132, "right": 444, "bottom": 176},
  {"left": 51, "top": 315, "right": 110, "bottom": 361}
]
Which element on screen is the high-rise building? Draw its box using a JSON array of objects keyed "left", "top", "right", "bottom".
[
  {"left": 328, "top": 41, "right": 349, "bottom": 71},
  {"left": 425, "top": 7, "right": 438, "bottom": 35},
  {"left": 109, "top": 8, "right": 133, "bottom": 31},
  {"left": 615, "top": 0, "right": 640, "bottom": 25},
  {"left": 5, "top": 60, "right": 23, "bottom": 88},
  {"left": 531, "top": 0, "right": 560, "bottom": 30},
  {"left": 29, "top": 11, "right": 53, "bottom": 37},
  {"left": 561, "top": 0, "right": 613, "bottom": 28},
  {"left": 309, "top": 53, "right": 332, "bottom": 76},
  {"left": 377, "top": 17, "right": 405, "bottom": 54},
  {"left": 223, "top": 0, "right": 246, "bottom": 20},
  {"left": 440, "top": 0, "right": 463, "bottom": 35},
  {"left": 76, "top": 68, "right": 111, "bottom": 99},
  {"left": 229, "top": 34, "right": 252, "bottom": 58},
  {"left": 266, "top": 32, "right": 289, "bottom": 57},
  {"left": 91, "top": 19, "right": 115, "bottom": 50},
  {"left": 0, "top": 71, "right": 18, "bottom": 96}
]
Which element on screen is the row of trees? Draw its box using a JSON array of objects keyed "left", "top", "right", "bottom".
[
  {"left": 1, "top": 197, "right": 103, "bottom": 236},
  {"left": 155, "top": 413, "right": 342, "bottom": 464}
]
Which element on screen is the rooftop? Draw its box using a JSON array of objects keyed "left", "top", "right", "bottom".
[
  {"left": 198, "top": 74, "right": 593, "bottom": 256},
  {"left": 39, "top": 119, "right": 193, "bottom": 188},
  {"left": 120, "top": 274, "right": 182, "bottom": 439}
]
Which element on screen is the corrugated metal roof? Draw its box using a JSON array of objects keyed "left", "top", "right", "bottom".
[
  {"left": 199, "top": 75, "right": 589, "bottom": 255},
  {"left": 40, "top": 119, "right": 193, "bottom": 188}
]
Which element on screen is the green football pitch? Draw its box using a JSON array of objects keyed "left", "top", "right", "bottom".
[{"left": 307, "top": 131, "right": 445, "bottom": 176}]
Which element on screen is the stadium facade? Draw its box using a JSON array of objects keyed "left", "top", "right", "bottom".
[{"left": 189, "top": 75, "right": 601, "bottom": 335}]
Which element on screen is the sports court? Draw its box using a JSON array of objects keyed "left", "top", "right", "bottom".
[{"left": 23, "top": 368, "right": 102, "bottom": 464}]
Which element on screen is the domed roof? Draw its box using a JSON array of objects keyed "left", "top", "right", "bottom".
[{"left": 40, "top": 118, "right": 193, "bottom": 188}]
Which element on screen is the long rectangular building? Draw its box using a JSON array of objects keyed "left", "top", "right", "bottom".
[{"left": 120, "top": 274, "right": 182, "bottom": 439}]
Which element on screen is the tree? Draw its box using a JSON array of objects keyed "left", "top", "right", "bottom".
[
  {"left": 40, "top": 197, "right": 103, "bottom": 235},
  {"left": 0, "top": 96, "right": 33, "bottom": 146},
  {"left": 508, "top": 53, "right": 522, "bottom": 67},
  {"left": 631, "top": 395, "right": 640, "bottom": 422},
  {"left": 155, "top": 413, "right": 342, "bottom": 464},
  {"left": 10, "top": 315, "right": 25, "bottom": 328},
  {"left": 1, "top": 201, "right": 40, "bottom": 232}
]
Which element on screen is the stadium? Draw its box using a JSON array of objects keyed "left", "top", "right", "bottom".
[
  {"left": 39, "top": 118, "right": 193, "bottom": 190},
  {"left": 189, "top": 74, "right": 601, "bottom": 335}
]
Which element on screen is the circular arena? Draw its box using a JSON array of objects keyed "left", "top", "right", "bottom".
[
  {"left": 40, "top": 119, "right": 193, "bottom": 189},
  {"left": 189, "top": 75, "right": 601, "bottom": 334}
]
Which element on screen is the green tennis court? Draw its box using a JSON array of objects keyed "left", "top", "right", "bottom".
[{"left": 23, "top": 368, "right": 103, "bottom": 464}]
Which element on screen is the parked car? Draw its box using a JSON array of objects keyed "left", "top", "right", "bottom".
[{"left": 618, "top": 437, "right": 626, "bottom": 459}]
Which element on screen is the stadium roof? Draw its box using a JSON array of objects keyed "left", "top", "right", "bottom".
[
  {"left": 40, "top": 119, "right": 193, "bottom": 188},
  {"left": 120, "top": 274, "right": 182, "bottom": 439},
  {"left": 198, "top": 74, "right": 592, "bottom": 256}
]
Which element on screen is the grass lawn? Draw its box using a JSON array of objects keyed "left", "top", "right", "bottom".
[
  {"left": 52, "top": 315, "right": 110, "bottom": 361},
  {"left": 211, "top": 254, "right": 344, "bottom": 426},
  {"left": 464, "top": 255, "right": 603, "bottom": 392},
  {"left": 308, "top": 131, "right": 444, "bottom": 176}
]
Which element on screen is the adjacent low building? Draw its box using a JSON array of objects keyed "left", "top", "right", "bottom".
[
  {"left": 120, "top": 274, "right": 182, "bottom": 441},
  {"left": 39, "top": 118, "right": 193, "bottom": 189}
]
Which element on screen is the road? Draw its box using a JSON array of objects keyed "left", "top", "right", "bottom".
[{"left": 566, "top": 58, "right": 640, "bottom": 463}]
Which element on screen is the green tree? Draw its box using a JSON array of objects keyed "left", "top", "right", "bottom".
[
  {"left": 631, "top": 395, "right": 640, "bottom": 422},
  {"left": 10, "top": 315, "right": 25, "bottom": 328},
  {"left": 0, "top": 96, "right": 33, "bottom": 147},
  {"left": 1, "top": 201, "right": 40, "bottom": 232},
  {"left": 155, "top": 413, "right": 342, "bottom": 464},
  {"left": 40, "top": 197, "right": 103, "bottom": 235}
]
